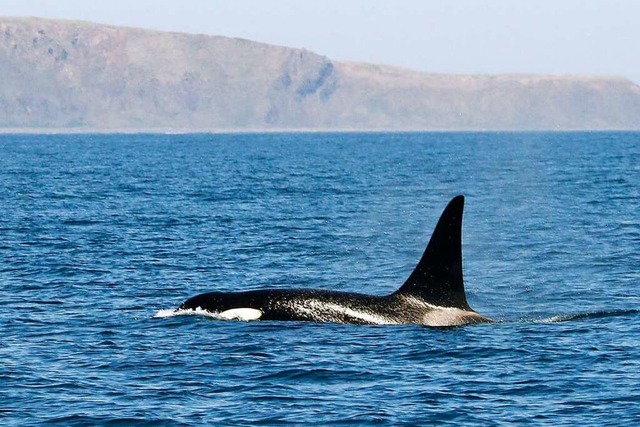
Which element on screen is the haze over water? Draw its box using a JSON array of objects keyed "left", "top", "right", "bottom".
[{"left": 1, "top": 132, "right": 639, "bottom": 424}]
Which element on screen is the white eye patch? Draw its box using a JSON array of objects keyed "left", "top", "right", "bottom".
[{"left": 218, "top": 308, "right": 263, "bottom": 321}]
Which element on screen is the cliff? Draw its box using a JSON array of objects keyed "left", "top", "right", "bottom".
[{"left": 1, "top": 17, "right": 639, "bottom": 130}]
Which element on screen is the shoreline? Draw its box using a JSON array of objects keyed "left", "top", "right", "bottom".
[{"left": 2, "top": 127, "right": 639, "bottom": 135}]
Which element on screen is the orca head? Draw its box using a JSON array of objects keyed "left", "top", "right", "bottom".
[
  {"left": 178, "top": 292, "right": 222, "bottom": 312},
  {"left": 177, "top": 292, "right": 264, "bottom": 321}
]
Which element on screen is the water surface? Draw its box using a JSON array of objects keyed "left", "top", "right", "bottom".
[{"left": 1, "top": 132, "right": 639, "bottom": 425}]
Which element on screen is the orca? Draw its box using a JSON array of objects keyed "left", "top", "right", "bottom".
[{"left": 177, "top": 195, "right": 491, "bottom": 327}]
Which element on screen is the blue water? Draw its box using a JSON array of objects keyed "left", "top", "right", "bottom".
[{"left": 1, "top": 132, "right": 639, "bottom": 425}]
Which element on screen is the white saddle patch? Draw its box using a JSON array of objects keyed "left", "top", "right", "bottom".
[
  {"left": 218, "top": 308, "right": 263, "bottom": 321},
  {"left": 421, "top": 307, "right": 489, "bottom": 327}
]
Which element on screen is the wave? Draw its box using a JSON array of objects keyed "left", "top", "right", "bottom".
[
  {"left": 154, "top": 307, "right": 221, "bottom": 319},
  {"left": 536, "top": 309, "right": 640, "bottom": 323}
]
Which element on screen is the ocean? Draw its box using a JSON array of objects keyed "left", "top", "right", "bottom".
[{"left": 1, "top": 132, "right": 639, "bottom": 425}]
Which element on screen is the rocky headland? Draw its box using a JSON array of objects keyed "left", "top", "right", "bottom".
[{"left": 1, "top": 17, "right": 639, "bottom": 131}]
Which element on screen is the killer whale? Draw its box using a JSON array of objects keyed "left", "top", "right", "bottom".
[{"left": 178, "top": 195, "right": 491, "bottom": 327}]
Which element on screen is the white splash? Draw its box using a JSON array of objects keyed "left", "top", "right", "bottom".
[
  {"left": 154, "top": 308, "right": 179, "bottom": 318},
  {"left": 153, "top": 307, "right": 262, "bottom": 321}
]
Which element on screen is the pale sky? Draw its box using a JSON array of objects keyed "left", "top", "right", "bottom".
[{"left": 2, "top": 0, "right": 638, "bottom": 83}]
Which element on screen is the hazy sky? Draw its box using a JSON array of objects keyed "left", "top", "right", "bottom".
[{"left": 2, "top": 0, "right": 638, "bottom": 83}]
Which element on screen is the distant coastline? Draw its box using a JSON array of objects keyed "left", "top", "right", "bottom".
[
  {"left": 1, "top": 17, "right": 639, "bottom": 131},
  {"left": 3, "top": 128, "right": 639, "bottom": 135}
]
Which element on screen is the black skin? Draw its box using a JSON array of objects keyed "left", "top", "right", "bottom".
[{"left": 179, "top": 289, "right": 431, "bottom": 324}]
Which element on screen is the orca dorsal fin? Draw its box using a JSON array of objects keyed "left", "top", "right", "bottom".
[{"left": 394, "top": 195, "right": 471, "bottom": 310}]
